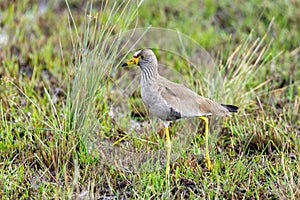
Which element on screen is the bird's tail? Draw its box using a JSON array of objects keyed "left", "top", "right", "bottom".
[{"left": 221, "top": 104, "right": 239, "bottom": 113}]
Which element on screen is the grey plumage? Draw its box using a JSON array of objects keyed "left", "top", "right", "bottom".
[{"left": 130, "top": 49, "right": 238, "bottom": 121}]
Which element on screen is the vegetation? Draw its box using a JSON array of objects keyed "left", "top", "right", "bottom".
[{"left": 0, "top": 0, "right": 299, "bottom": 199}]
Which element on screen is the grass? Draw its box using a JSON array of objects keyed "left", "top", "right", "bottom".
[{"left": 0, "top": 0, "right": 299, "bottom": 199}]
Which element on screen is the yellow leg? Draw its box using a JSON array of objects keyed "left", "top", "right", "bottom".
[
  {"left": 199, "top": 116, "right": 212, "bottom": 170},
  {"left": 164, "top": 122, "right": 171, "bottom": 176}
]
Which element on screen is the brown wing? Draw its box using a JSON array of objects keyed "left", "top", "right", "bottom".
[{"left": 158, "top": 76, "right": 229, "bottom": 117}]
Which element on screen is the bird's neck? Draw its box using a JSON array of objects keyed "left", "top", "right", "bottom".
[{"left": 140, "top": 67, "right": 159, "bottom": 86}]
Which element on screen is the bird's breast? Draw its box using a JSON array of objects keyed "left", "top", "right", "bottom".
[{"left": 141, "top": 84, "right": 158, "bottom": 107}]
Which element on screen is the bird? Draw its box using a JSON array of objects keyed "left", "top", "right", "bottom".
[{"left": 121, "top": 49, "right": 238, "bottom": 175}]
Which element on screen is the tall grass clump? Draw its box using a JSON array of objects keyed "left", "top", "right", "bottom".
[
  {"left": 220, "top": 20, "right": 275, "bottom": 108},
  {"left": 63, "top": 0, "right": 143, "bottom": 184},
  {"left": 65, "top": 0, "right": 141, "bottom": 135}
]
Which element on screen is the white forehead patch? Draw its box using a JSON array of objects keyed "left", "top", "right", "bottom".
[{"left": 133, "top": 50, "right": 142, "bottom": 57}]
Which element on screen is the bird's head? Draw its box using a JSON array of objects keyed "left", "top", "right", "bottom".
[{"left": 122, "top": 49, "right": 157, "bottom": 68}]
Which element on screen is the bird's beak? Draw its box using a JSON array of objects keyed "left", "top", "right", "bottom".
[{"left": 122, "top": 57, "right": 139, "bottom": 67}]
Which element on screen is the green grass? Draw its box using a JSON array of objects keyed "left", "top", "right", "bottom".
[{"left": 0, "top": 0, "right": 299, "bottom": 199}]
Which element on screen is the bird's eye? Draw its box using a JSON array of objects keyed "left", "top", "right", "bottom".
[{"left": 140, "top": 55, "right": 145, "bottom": 59}]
